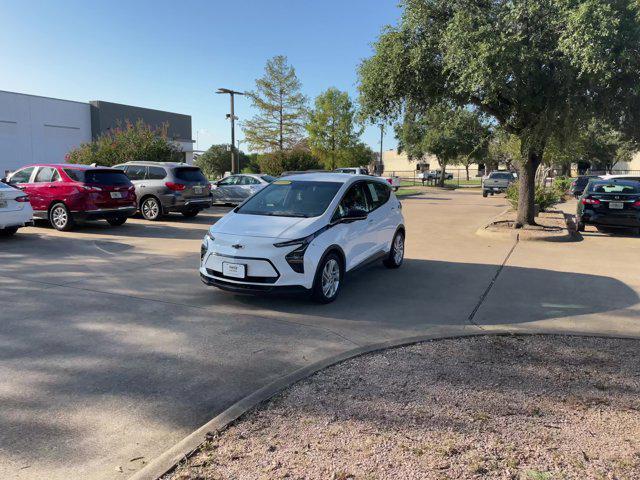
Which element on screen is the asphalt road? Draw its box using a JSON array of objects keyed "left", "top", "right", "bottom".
[{"left": 0, "top": 189, "right": 638, "bottom": 479}]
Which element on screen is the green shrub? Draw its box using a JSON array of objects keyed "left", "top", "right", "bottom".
[
  {"left": 67, "top": 120, "right": 182, "bottom": 166},
  {"left": 258, "top": 149, "right": 322, "bottom": 176},
  {"left": 554, "top": 176, "right": 572, "bottom": 192},
  {"left": 506, "top": 182, "right": 562, "bottom": 213}
]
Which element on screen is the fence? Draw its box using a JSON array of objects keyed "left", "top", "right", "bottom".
[{"left": 385, "top": 168, "right": 484, "bottom": 188}]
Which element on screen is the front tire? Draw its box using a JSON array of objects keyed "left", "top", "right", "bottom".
[
  {"left": 0, "top": 227, "right": 19, "bottom": 237},
  {"left": 141, "top": 197, "right": 162, "bottom": 221},
  {"left": 312, "top": 252, "right": 343, "bottom": 304},
  {"left": 50, "top": 203, "right": 74, "bottom": 231},
  {"left": 482, "top": 190, "right": 488, "bottom": 198},
  {"left": 106, "top": 216, "right": 128, "bottom": 226},
  {"left": 384, "top": 231, "right": 405, "bottom": 269}
]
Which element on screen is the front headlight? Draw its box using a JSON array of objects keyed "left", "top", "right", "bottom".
[
  {"left": 274, "top": 234, "right": 314, "bottom": 274},
  {"left": 201, "top": 231, "right": 215, "bottom": 260}
]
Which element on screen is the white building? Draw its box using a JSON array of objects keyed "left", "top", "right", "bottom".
[
  {"left": 1, "top": 91, "right": 195, "bottom": 177},
  {"left": 0, "top": 91, "right": 91, "bottom": 175}
]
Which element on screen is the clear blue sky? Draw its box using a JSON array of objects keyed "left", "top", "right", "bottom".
[{"left": 0, "top": 0, "right": 401, "bottom": 153}]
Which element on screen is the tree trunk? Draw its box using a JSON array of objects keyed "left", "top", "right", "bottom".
[
  {"left": 439, "top": 167, "right": 446, "bottom": 187},
  {"left": 515, "top": 150, "right": 542, "bottom": 227},
  {"left": 465, "top": 165, "right": 470, "bottom": 181}
]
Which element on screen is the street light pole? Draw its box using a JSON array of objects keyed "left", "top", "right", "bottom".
[
  {"left": 379, "top": 124, "right": 385, "bottom": 175},
  {"left": 216, "top": 88, "right": 245, "bottom": 174}
]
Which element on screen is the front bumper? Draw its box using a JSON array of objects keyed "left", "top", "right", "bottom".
[{"left": 200, "top": 272, "right": 310, "bottom": 295}]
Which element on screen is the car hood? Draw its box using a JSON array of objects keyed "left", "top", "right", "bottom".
[{"left": 211, "top": 212, "right": 321, "bottom": 239}]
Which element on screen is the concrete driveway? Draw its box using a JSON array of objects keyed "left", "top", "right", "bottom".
[{"left": 0, "top": 190, "right": 638, "bottom": 479}]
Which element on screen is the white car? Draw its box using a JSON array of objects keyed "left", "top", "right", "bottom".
[
  {"left": 210, "top": 173, "right": 276, "bottom": 205},
  {"left": 200, "top": 173, "right": 405, "bottom": 303},
  {"left": 0, "top": 181, "right": 33, "bottom": 236}
]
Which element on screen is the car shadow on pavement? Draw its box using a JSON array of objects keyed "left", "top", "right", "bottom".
[{"left": 232, "top": 258, "right": 640, "bottom": 329}]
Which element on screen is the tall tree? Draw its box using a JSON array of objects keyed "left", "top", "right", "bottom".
[
  {"left": 580, "top": 121, "right": 637, "bottom": 173},
  {"left": 195, "top": 144, "right": 249, "bottom": 179},
  {"left": 243, "top": 55, "right": 307, "bottom": 152},
  {"left": 306, "top": 88, "right": 364, "bottom": 170},
  {"left": 359, "top": 0, "right": 640, "bottom": 226},
  {"left": 396, "top": 104, "right": 489, "bottom": 186}
]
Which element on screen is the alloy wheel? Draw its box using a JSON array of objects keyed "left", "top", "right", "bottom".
[
  {"left": 142, "top": 199, "right": 160, "bottom": 219},
  {"left": 321, "top": 258, "right": 340, "bottom": 298},
  {"left": 393, "top": 234, "right": 404, "bottom": 264},
  {"left": 52, "top": 206, "right": 68, "bottom": 229}
]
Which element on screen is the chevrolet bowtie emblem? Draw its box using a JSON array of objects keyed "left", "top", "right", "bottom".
[{"left": 231, "top": 243, "right": 243, "bottom": 249}]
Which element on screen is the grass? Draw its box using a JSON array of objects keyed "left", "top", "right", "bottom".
[{"left": 395, "top": 189, "right": 420, "bottom": 197}]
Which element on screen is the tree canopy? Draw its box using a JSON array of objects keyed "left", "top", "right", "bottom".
[
  {"left": 359, "top": 0, "right": 640, "bottom": 226},
  {"left": 67, "top": 120, "right": 182, "bottom": 166},
  {"left": 396, "top": 104, "right": 489, "bottom": 185},
  {"left": 195, "top": 144, "right": 250, "bottom": 179},
  {"left": 243, "top": 55, "right": 308, "bottom": 152},
  {"left": 306, "top": 88, "right": 365, "bottom": 170}
]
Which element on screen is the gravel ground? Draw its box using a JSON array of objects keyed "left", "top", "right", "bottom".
[{"left": 168, "top": 335, "right": 640, "bottom": 480}]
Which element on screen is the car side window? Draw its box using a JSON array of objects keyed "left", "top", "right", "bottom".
[
  {"left": 241, "top": 176, "right": 259, "bottom": 185},
  {"left": 126, "top": 165, "right": 147, "bottom": 181},
  {"left": 333, "top": 183, "right": 370, "bottom": 220},
  {"left": 147, "top": 166, "right": 167, "bottom": 180},
  {"left": 366, "top": 181, "right": 391, "bottom": 211},
  {"left": 34, "top": 167, "right": 60, "bottom": 183},
  {"left": 9, "top": 167, "right": 35, "bottom": 183},
  {"left": 219, "top": 176, "right": 239, "bottom": 186}
]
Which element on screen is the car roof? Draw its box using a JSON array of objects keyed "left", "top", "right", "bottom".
[
  {"left": 19, "top": 163, "right": 117, "bottom": 170},
  {"left": 279, "top": 172, "right": 375, "bottom": 183},
  {"left": 590, "top": 179, "right": 640, "bottom": 186},
  {"left": 118, "top": 161, "right": 190, "bottom": 167},
  {"left": 599, "top": 174, "right": 640, "bottom": 179}
]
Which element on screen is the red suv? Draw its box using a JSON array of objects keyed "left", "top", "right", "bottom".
[{"left": 5, "top": 164, "right": 137, "bottom": 231}]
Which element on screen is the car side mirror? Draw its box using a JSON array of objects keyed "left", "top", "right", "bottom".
[{"left": 343, "top": 208, "right": 368, "bottom": 222}]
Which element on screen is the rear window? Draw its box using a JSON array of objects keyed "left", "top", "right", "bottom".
[
  {"left": 64, "top": 169, "right": 132, "bottom": 185},
  {"left": 261, "top": 175, "right": 276, "bottom": 183},
  {"left": 589, "top": 181, "right": 640, "bottom": 194},
  {"left": 489, "top": 172, "right": 513, "bottom": 180},
  {"left": 173, "top": 167, "right": 206, "bottom": 182}
]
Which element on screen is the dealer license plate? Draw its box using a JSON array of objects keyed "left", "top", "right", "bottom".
[
  {"left": 0, "top": 200, "right": 7, "bottom": 208},
  {"left": 194, "top": 186, "right": 203, "bottom": 194},
  {"left": 222, "top": 262, "right": 246, "bottom": 279},
  {"left": 110, "top": 191, "right": 123, "bottom": 199},
  {"left": 609, "top": 202, "right": 624, "bottom": 209}
]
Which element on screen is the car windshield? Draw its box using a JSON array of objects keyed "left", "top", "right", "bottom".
[
  {"left": 64, "top": 169, "right": 131, "bottom": 185},
  {"left": 261, "top": 175, "right": 276, "bottom": 183},
  {"left": 588, "top": 181, "right": 640, "bottom": 194},
  {"left": 236, "top": 180, "right": 342, "bottom": 218},
  {"left": 174, "top": 167, "right": 207, "bottom": 182}
]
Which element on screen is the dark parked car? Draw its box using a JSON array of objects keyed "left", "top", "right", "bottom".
[
  {"left": 114, "top": 162, "right": 212, "bottom": 220},
  {"left": 570, "top": 175, "right": 598, "bottom": 198},
  {"left": 4, "top": 164, "right": 136, "bottom": 231},
  {"left": 577, "top": 179, "right": 640, "bottom": 233}
]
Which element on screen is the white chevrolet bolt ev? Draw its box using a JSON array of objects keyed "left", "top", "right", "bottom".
[{"left": 200, "top": 173, "right": 405, "bottom": 303}]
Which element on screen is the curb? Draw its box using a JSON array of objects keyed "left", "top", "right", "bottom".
[
  {"left": 475, "top": 208, "right": 577, "bottom": 242},
  {"left": 127, "top": 328, "right": 639, "bottom": 480}
]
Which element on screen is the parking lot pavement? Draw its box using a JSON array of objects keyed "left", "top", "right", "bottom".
[{"left": 1, "top": 192, "right": 639, "bottom": 479}]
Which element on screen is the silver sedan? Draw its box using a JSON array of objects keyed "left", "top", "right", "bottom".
[{"left": 210, "top": 174, "right": 276, "bottom": 205}]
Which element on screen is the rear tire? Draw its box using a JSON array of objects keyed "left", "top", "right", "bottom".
[
  {"left": 312, "top": 252, "right": 343, "bottom": 304},
  {"left": 181, "top": 209, "right": 199, "bottom": 218},
  {"left": 384, "top": 231, "right": 405, "bottom": 269},
  {"left": 49, "top": 203, "right": 74, "bottom": 231},
  {"left": 577, "top": 221, "right": 585, "bottom": 232},
  {"left": 0, "top": 227, "right": 19, "bottom": 237},
  {"left": 141, "top": 197, "right": 162, "bottom": 221},
  {"left": 482, "top": 190, "right": 488, "bottom": 198},
  {"left": 106, "top": 216, "right": 127, "bottom": 226}
]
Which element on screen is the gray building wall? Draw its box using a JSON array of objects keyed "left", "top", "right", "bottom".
[{"left": 89, "top": 101, "right": 192, "bottom": 142}]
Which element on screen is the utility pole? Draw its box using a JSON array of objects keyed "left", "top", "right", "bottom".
[
  {"left": 216, "top": 88, "right": 244, "bottom": 174},
  {"left": 378, "top": 124, "right": 385, "bottom": 175}
]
